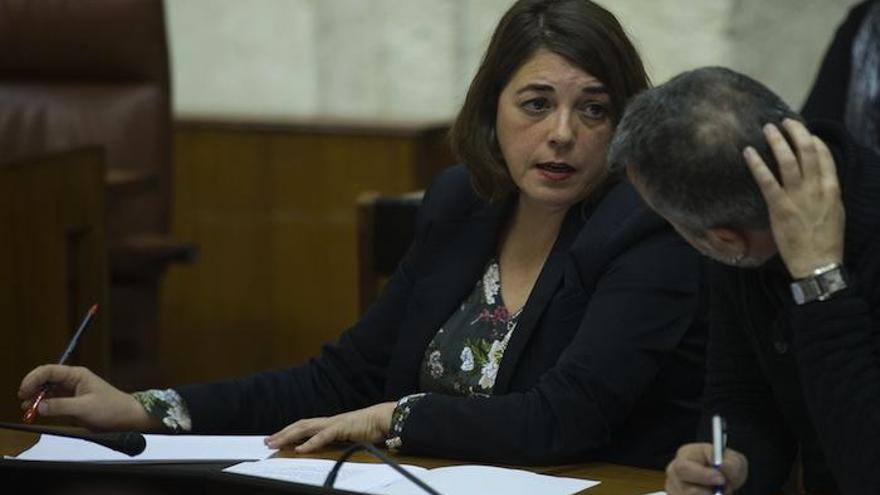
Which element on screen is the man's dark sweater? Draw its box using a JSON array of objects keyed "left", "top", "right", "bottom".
[{"left": 703, "top": 121, "right": 880, "bottom": 494}]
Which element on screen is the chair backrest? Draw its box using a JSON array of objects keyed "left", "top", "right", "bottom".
[
  {"left": 0, "top": 0, "right": 194, "bottom": 391},
  {"left": 356, "top": 191, "right": 424, "bottom": 313},
  {"left": 0, "top": 0, "right": 172, "bottom": 240}
]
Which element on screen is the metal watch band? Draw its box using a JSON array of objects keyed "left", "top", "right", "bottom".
[{"left": 790, "top": 262, "right": 848, "bottom": 305}]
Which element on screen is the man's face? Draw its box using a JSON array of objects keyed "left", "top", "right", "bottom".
[{"left": 626, "top": 166, "right": 774, "bottom": 267}]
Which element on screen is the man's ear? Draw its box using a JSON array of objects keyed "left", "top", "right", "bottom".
[{"left": 705, "top": 226, "right": 747, "bottom": 258}]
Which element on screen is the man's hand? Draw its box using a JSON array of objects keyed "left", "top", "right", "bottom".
[
  {"left": 265, "top": 402, "right": 396, "bottom": 453},
  {"left": 666, "top": 443, "right": 748, "bottom": 495},
  {"left": 743, "top": 119, "right": 845, "bottom": 279}
]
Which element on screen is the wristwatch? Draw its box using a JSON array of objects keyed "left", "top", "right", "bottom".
[{"left": 790, "top": 262, "right": 848, "bottom": 305}]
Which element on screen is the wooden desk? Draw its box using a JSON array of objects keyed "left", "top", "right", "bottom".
[{"left": 0, "top": 429, "right": 664, "bottom": 494}]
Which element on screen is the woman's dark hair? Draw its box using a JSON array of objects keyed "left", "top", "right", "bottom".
[{"left": 450, "top": 0, "right": 649, "bottom": 202}]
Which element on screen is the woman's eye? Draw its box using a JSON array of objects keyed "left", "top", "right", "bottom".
[
  {"left": 580, "top": 103, "right": 607, "bottom": 119},
  {"left": 521, "top": 98, "right": 550, "bottom": 113}
]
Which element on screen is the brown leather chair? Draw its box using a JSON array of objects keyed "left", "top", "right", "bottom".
[{"left": 0, "top": 0, "right": 194, "bottom": 389}]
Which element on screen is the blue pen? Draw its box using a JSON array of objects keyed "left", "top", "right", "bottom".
[{"left": 712, "top": 414, "right": 727, "bottom": 495}]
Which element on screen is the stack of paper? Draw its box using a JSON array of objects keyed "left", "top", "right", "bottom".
[
  {"left": 11, "top": 435, "right": 600, "bottom": 494},
  {"left": 223, "top": 458, "right": 598, "bottom": 495}
]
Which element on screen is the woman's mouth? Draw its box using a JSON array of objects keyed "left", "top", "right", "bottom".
[{"left": 536, "top": 162, "right": 576, "bottom": 181}]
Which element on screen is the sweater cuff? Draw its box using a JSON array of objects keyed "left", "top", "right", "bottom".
[
  {"left": 132, "top": 388, "right": 193, "bottom": 433},
  {"left": 385, "top": 393, "right": 428, "bottom": 451},
  {"left": 790, "top": 289, "right": 868, "bottom": 329}
]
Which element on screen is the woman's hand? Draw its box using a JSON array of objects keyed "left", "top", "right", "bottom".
[
  {"left": 265, "top": 402, "right": 396, "bottom": 453},
  {"left": 665, "top": 443, "right": 748, "bottom": 495},
  {"left": 18, "top": 364, "right": 155, "bottom": 432},
  {"left": 743, "top": 119, "right": 845, "bottom": 279}
]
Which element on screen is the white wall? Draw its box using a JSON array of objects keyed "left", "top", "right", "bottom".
[
  {"left": 166, "top": 0, "right": 318, "bottom": 119},
  {"left": 725, "top": 0, "right": 861, "bottom": 106},
  {"left": 165, "top": 0, "right": 862, "bottom": 120}
]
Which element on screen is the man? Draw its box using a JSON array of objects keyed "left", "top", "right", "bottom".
[{"left": 608, "top": 66, "right": 880, "bottom": 494}]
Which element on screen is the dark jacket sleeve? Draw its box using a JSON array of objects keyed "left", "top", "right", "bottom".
[
  {"left": 396, "top": 226, "right": 703, "bottom": 465},
  {"left": 174, "top": 176, "right": 447, "bottom": 434},
  {"left": 790, "top": 249, "right": 880, "bottom": 494},
  {"left": 700, "top": 264, "right": 796, "bottom": 495}
]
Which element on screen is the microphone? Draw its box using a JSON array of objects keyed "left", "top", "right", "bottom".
[{"left": 0, "top": 421, "right": 147, "bottom": 457}]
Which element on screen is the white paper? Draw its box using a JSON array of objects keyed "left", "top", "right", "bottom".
[
  {"left": 383, "top": 465, "right": 598, "bottom": 495},
  {"left": 223, "top": 458, "right": 598, "bottom": 495},
  {"left": 12, "top": 433, "right": 276, "bottom": 462},
  {"left": 224, "top": 458, "right": 428, "bottom": 493}
]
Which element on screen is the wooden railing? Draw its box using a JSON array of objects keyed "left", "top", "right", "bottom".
[{"left": 158, "top": 118, "right": 454, "bottom": 385}]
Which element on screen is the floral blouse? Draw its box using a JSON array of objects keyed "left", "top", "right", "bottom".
[
  {"left": 134, "top": 259, "right": 521, "bottom": 449},
  {"left": 418, "top": 259, "right": 521, "bottom": 395},
  {"left": 388, "top": 258, "right": 521, "bottom": 449}
]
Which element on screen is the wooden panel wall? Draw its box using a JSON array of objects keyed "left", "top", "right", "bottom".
[
  {"left": 0, "top": 149, "right": 108, "bottom": 423},
  {"left": 159, "top": 119, "right": 453, "bottom": 385}
]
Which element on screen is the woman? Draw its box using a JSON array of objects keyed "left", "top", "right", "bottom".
[{"left": 19, "top": 0, "right": 706, "bottom": 468}]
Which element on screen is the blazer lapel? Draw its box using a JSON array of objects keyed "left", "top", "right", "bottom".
[{"left": 492, "top": 207, "right": 583, "bottom": 393}]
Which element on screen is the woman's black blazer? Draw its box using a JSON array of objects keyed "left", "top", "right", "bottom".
[{"left": 177, "top": 165, "right": 707, "bottom": 469}]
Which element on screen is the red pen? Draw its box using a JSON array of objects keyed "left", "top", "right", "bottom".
[{"left": 23, "top": 304, "right": 99, "bottom": 424}]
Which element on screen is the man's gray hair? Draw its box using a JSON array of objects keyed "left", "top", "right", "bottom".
[{"left": 608, "top": 66, "right": 801, "bottom": 232}]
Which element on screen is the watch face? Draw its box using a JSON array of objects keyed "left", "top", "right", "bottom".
[{"left": 824, "top": 270, "right": 848, "bottom": 293}]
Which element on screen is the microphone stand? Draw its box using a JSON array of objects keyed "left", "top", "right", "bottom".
[
  {"left": 0, "top": 421, "right": 146, "bottom": 457},
  {"left": 323, "top": 442, "right": 441, "bottom": 495}
]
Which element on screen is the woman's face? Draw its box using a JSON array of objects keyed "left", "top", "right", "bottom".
[{"left": 496, "top": 49, "right": 613, "bottom": 213}]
